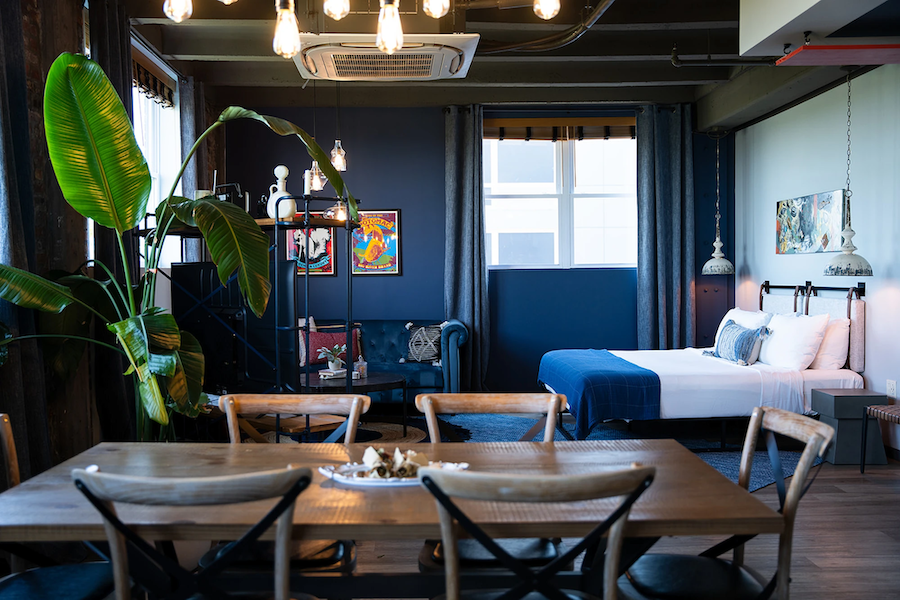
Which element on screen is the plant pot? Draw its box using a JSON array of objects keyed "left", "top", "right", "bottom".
[{"left": 328, "top": 359, "right": 342, "bottom": 371}]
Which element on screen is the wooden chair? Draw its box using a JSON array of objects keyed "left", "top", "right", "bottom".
[
  {"left": 0, "top": 414, "right": 115, "bottom": 600},
  {"left": 72, "top": 464, "right": 313, "bottom": 600},
  {"left": 623, "top": 406, "right": 835, "bottom": 600},
  {"left": 415, "top": 393, "right": 564, "bottom": 442},
  {"left": 219, "top": 393, "right": 371, "bottom": 444},
  {"left": 213, "top": 394, "right": 370, "bottom": 574},
  {"left": 419, "top": 464, "right": 655, "bottom": 600}
]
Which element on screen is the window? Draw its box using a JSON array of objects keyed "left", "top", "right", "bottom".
[{"left": 482, "top": 134, "right": 637, "bottom": 268}]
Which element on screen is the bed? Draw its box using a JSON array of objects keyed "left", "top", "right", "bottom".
[{"left": 539, "top": 283, "right": 866, "bottom": 440}]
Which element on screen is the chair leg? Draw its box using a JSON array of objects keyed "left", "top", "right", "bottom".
[{"left": 861, "top": 408, "right": 870, "bottom": 474}]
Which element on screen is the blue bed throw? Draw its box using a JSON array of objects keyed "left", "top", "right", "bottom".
[{"left": 538, "top": 349, "right": 661, "bottom": 439}]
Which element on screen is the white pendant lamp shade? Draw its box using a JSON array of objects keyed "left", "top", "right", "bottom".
[
  {"left": 825, "top": 76, "right": 872, "bottom": 277},
  {"left": 701, "top": 136, "right": 735, "bottom": 276}
]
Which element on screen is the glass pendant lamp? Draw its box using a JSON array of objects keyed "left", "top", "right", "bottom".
[
  {"left": 824, "top": 75, "right": 873, "bottom": 277},
  {"left": 331, "top": 83, "right": 348, "bottom": 171},
  {"left": 701, "top": 135, "right": 735, "bottom": 276},
  {"left": 377, "top": 0, "right": 404, "bottom": 54}
]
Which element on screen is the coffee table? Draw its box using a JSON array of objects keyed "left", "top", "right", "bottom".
[{"left": 300, "top": 371, "right": 409, "bottom": 435}]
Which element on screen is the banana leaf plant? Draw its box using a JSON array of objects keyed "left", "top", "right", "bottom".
[{"left": 0, "top": 53, "right": 356, "bottom": 438}]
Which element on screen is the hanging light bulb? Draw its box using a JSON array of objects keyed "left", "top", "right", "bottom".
[
  {"left": 423, "top": 0, "right": 450, "bottom": 18},
  {"left": 533, "top": 0, "right": 559, "bottom": 20},
  {"left": 309, "top": 161, "right": 327, "bottom": 192},
  {"left": 324, "top": 0, "right": 350, "bottom": 20},
  {"left": 163, "top": 0, "right": 193, "bottom": 22},
  {"left": 272, "top": 0, "right": 302, "bottom": 59},
  {"left": 331, "top": 140, "right": 347, "bottom": 171},
  {"left": 324, "top": 200, "right": 347, "bottom": 221},
  {"left": 825, "top": 75, "right": 873, "bottom": 277},
  {"left": 701, "top": 135, "right": 735, "bottom": 276},
  {"left": 376, "top": 0, "right": 404, "bottom": 54},
  {"left": 218, "top": 0, "right": 239, "bottom": 4}
]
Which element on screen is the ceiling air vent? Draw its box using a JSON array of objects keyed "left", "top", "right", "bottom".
[{"left": 294, "top": 34, "right": 480, "bottom": 81}]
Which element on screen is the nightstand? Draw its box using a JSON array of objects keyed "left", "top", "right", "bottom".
[{"left": 811, "top": 389, "right": 888, "bottom": 465}]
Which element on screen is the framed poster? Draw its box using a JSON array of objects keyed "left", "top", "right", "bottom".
[
  {"left": 352, "top": 210, "right": 401, "bottom": 275},
  {"left": 776, "top": 189, "right": 844, "bottom": 255},
  {"left": 287, "top": 215, "right": 335, "bottom": 275}
]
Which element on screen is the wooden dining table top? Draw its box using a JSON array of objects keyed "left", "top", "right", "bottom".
[{"left": 0, "top": 440, "right": 782, "bottom": 543}]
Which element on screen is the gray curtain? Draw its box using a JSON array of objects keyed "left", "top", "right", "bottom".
[
  {"left": 637, "top": 105, "right": 696, "bottom": 350},
  {"left": 0, "top": 0, "right": 53, "bottom": 484},
  {"left": 444, "top": 105, "right": 489, "bottom": 391}
]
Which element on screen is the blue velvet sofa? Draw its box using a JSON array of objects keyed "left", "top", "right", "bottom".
[{"left": 308, "top": 319, "right": 469, "bottom": 402}]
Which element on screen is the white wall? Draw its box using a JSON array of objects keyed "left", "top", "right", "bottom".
[{"left": 735, "top": 64, "right": 900, "bottom": 448}]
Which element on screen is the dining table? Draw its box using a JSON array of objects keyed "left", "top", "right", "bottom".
[{"left": 0, "top": 439, "right": 782, "bottom": 596}]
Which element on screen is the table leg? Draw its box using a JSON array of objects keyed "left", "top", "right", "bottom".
[
  {"left": 861, "top": 407, "right": 870, "bottom": 474},
  {"left": 402, "top": 381, "right": 408, "bottom": 437}
]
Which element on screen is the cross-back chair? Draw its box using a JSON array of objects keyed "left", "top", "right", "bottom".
[
  {"left": 73, "top": 464, "right": 313, "bottom": 600},
  {"left": 415, "top": 393, "right": 564, "bottom": 443},
  {"left": 420, "top": 465, "right": 655, "bottom": 600},
  {"left": 0, "top": 414, "right": 115, "bottom": 600},
  {"left": 219, "top": 393, "right": 371, "bottom": 444},
  {"left": 623, "top": 406, "right": 834, "bottom": 600}
]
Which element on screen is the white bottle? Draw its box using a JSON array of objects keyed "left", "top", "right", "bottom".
[{"left": 266, "top": 165, "right": 296, "bottom": 219}]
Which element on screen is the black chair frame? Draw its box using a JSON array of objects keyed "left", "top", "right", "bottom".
[
  {"left": 420, "top": 472, "right": 653, "bottom": 600},
  {"left": 73, "top": 474, "right": 310, "bottom": 600}
]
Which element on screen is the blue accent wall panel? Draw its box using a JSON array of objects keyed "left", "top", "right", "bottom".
[
  {"left": 224, "top": 107, "right": 445, "bottom": 321},
  {"left": 486, "top": 268, "right": 638, "bottom": 392}
]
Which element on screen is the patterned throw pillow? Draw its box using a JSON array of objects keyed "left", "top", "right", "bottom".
[
  {"left": 407, "top": 324, "right": 442, "bottom": 363},
  {"left": 709, "top": 320, "right": 768, "bottom": 366},
  {"left": 299, "top": 330, "right": 361, "bottom": 367}
]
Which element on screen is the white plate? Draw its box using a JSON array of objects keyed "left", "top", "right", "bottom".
[{"left": 318, "top": 461, "right": 469, "bottom": 487}]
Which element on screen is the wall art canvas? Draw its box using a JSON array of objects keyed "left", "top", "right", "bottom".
[
  {"left": 352, "top": 210, "right": 401, "bottom": 275},
  {"left": 287, "top": 214, "right": 335, "bottom": 275},
  {"left": 775, "top": 189, "right": 844, "bottom": 254}
]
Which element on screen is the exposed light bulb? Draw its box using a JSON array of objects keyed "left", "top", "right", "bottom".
[
  {"left": 310, "top": 161, "right": 327, "bottom": 191},
  {"left": 533, "top": 0, "right": 559, "bottom": 20},
  {"left": 272, "top": 0, "right": 302, "bottom": 59},
  {"left": 376, "top": 0, "right": 404, "bottom": 54},
  {"left": 163, "top": 0, "right": 193, "bottom": 22},
  {"left": 325, "top": 201, "right": 347, "bottom": 221},
  {"left": 324, "top": 0, "right": 350, "bottom": 20},
  {"left": 331, "top": 140, "right": 347, "bottom": 171},
  {"left": 423, "top": 0, "right": 450, "bottom": 19},
  {"left": 218, "top": 0, "right": 239, "bottom": 4}
]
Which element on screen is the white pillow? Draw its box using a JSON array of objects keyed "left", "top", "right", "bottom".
[
  {"left": 808, "top": 317, "right": 851, "bottom": 370},
  {"left": 714, "top": 308, "right": 773, "bottom": 348},
  {"left": 758, "top": 313, "right": 829, "bottom": 370},
  {"left": 299, "top": 316, "right": 317, "bottom": 332}
]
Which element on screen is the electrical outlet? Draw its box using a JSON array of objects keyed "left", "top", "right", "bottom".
[{"left": 887, "top": 379, "right": 897, "bottom": 399}]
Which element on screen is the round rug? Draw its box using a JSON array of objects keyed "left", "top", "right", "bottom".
[{"left": 355, "top": 422, "right": 427, "bottom": 444}]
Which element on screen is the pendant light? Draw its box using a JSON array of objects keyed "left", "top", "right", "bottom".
[
  {"left": 309, "top": 83, "right": 326, "bottom": 192},
  {"left": 701, "top": 134, "right": 735, "bottom": 276},
  {"left": 376, "top": 0, "right": 404, "bottom": 54},
  {"left": 163, "top": 0, "right": 193, "bottom": 22},
  {"left": 272, "top": 0, "right": 302, "bottom": 59},
  {"left": 324, "top": 0, "right": 350, "bottom": 20},
  {"left": 330, "top": 83, "right": 348, "bottom": 172},
  {"left": 423, "top": 0, "right": 450, "bottom": 18},
  {"left": 533, "top": 0, "right": 560, "bottom": 20},
  {"left": 824, "top": 74, "right": 873, "bottom": 277}
]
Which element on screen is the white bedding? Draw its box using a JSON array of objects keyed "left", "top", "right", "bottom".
[{"left": 607, "top": 348, "right": 863, "bottom": 419}]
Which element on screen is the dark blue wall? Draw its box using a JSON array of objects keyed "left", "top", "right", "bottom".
[{"left": 224, "top": 107, "right": 446, "bottom": 321}]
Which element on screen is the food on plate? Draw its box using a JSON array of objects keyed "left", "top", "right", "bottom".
[{"left": 357, "top": 446, "right": 429, "bottom": 479}]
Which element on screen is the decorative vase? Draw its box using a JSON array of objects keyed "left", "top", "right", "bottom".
[
  {"left": 328, "top": 359, "right": 342, "bottom": 371},
  {"left": 266, "top": 164, "right": 296, "bottom": 219}
]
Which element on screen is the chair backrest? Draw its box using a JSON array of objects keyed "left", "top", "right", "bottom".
[
  {"left": 0, "top": 413, "right": 20, "bottom": 489},
  {"left": 219, "top": 393, "right": 371, "bottom": 443},
  {"left": 415, "top": 393, "right": 563, "bottom": 442},
  {"left": 72, "top": 464, "right": 311, "bottom": 600},
  {"left": 419, "top": 465, "right": 655, "bottom": 600},
  {"left": 737, "top": 406, "right": 834, "bottom": 598}
]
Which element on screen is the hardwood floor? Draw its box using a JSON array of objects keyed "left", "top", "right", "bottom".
[{"left": 355, "top": 460, "right": 900, "bottom": 599}]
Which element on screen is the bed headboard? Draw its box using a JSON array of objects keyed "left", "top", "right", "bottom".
[{"left": 759, "top": 281, "right": 866, "bottom": 373}]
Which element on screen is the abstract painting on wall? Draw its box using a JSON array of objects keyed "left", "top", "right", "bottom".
[
  {"left": 352, "top": 210, "right": 401, "bottom": 275},
  {"left": 775, "top": 189, "right": 845, "bottom": 254}
]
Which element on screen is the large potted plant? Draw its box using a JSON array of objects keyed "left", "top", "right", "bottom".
[{"left": 0, "top": 53, "right": 356, "bottom": 438}]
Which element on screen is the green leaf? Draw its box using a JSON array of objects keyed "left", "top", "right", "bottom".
[
  {"left": 217, "top": 107, "right": 358, "bottom": 220},
  {"left": 107, "top": 316, "right": 174, "bottom": 425},
  {"left": 184, "top": 198, "right": 271, "bottom": 318},
  {"left": 142, "top": 312, "right": 181, "bottom": 352},
  {"left": 138, "top": 371, "right": 168, "bottom": 426},
  {"left": 0, "top": 321, "right": 10, "bottom": 367},
  {"left": 178, "top": 331, "right": 205, "bottom": 404},
  {"left": 148, "top": 352, "right": 178, "bottom": 377},
  {"left": 0, "top": 264, "right": 78, "bottom": 313},
  {"left": 43, "top": 53, "right": 151, "bottom": 233}
]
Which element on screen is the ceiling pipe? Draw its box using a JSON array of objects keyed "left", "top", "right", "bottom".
[
  {"left": 671, "top": 44, "right": 777, "bottom": 67},
  {"left": 458, "top": 0, "right": 531, "bottom": 10},
  {"left": 477, "top": 0, "right": 617, "bottom": 54}
]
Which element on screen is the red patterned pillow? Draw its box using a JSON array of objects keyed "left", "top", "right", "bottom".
[{"left": 299, "top": 330, "right": 361, "bottom": 366}]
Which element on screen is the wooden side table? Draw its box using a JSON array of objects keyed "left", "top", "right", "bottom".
[{"left": 811, "top": 389, "right": 888, "bottom": 466}]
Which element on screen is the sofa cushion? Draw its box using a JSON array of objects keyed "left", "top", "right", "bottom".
[
  {"left": 407, "top": 323, "right": 443, "bottom": 362},
  {"left": 299, "top": 330, "right": 361, "bottom": 367}
]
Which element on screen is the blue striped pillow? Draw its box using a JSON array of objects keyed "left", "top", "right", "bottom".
[{"left": 714, "top": 320, "right": 768, "bottom": 366}]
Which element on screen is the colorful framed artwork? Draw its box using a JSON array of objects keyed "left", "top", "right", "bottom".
[
  {"left": 776, "top": 189, "right": 844, "bottom": 255},
  {"left": 287, "top": 215, "right": 335, "bottom": 275},
  {"left": 352, "top": 210, "right": 401, "bottom": 275}
]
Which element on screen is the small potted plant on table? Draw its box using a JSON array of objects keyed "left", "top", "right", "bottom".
[{"left": 318, "top": 344, "right": 347, "bottom": 371}]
